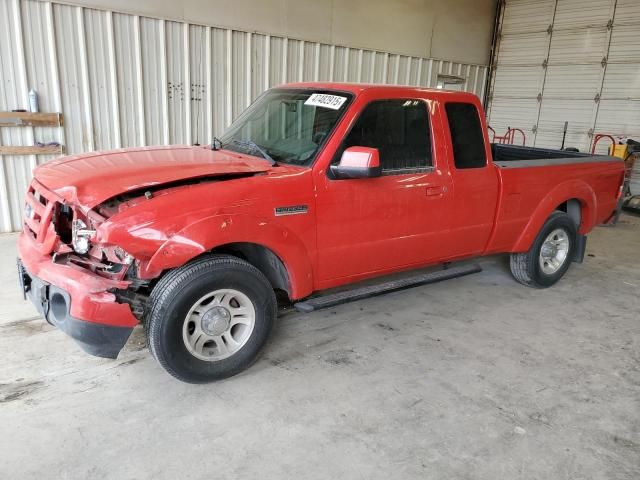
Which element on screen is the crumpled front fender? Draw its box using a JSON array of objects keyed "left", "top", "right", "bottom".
[{"left": 138, "top": 213, "right": 314, "bottom": 299}]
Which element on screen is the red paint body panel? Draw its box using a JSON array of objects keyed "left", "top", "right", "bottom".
[
  {"left": 34, "top": 145, "right": 271, "bottom": 208},
  {"left": 18, "top": 230, "right": 138, "bottom": 328},
  {"left": 18, "top": 83, "right": 625, "bottom": 333},
  {"left": 489, "top": 163, "right": 620, "bottom": 253}
]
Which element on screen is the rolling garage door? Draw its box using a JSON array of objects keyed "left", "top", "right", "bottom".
[
  {"left": 488, "top": 0, "right": 640, "bottom": 168},
  {"left": 487, "top": 0, "right": 556, "bottom": 145}
]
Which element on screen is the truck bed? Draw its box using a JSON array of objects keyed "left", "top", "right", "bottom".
[
  {"left": 491, "top": 143, "right": 604, "bottom": 166},
  {"left": 486, "top": 144, "right": 623, "bottom": 254}
]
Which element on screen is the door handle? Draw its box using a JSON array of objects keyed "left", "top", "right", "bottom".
[{"left": 426, "top": 186, "right": 446, "bottom": 197}]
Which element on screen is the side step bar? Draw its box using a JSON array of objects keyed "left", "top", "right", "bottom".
[{"left": 294, "top": 263, "right": 482, "bottom": 313}]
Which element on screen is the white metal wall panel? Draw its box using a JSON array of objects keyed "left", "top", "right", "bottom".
[
  {"left": 492, "top": 66, "right": 544, "bottom": 98},
  {"left": 344, "top": 47, "right": 357, "bottom": 82},
  {"left": 615, "top": 0, "right": 640, "bottom": 25},
  {"left": 542, "top": 65, "right": 604, "bottom": 99},
  {"left": 534, "top": 0, "right": 613, "bottom": 149},
  {"left": 21, "top": 0, "right": 62, "bottom": 161},
  {"left": 231, "top": 30, "right": 249, "bottom": 119},
  {"left": 290, "top": 37, "right": 303, "bottom": 82},
  {"left": 268, "top": 36, "right": 285, "bottom": 86},
  {"left": 332, "top": 46, "right": 347, "bottom": 83},
  {"left": 552, "top": 0, "right": 615, "bottom": 29},
  {"left": 113, "top": 13, "right": 141, "bottom": 148},
  {"left": 396, "top": 56, "right": 410, "bottom": 85},
  {"left": 534, "top": 130, "right": 592, "bottom": 152},
  {"left": 302, "top": 42, "right": 317, "bottom": 82},
  {"left": 371, "top": 52, "right": 387, "bottom": 84},
  {"left": 0, "top": 0, "right": 32, "bottom": 232},
  {"left": 84, "top": 8, "right": 118, "bottom": 151},
  {"left": 596, "top": 101, "right": 640, "bottom": 137},
  {"left": 490, "top": 0, "right": 640, "bottom": 155},
  {"left": 531, "top": 0, "right": 608, "bottom": 149},
  {"left": 359, "top": 50, "right": 373, "bottom": 83},
  {"left": 595, "top": 7, "right": 640, "bottom": 191},
  {"left": 140, "top": 17, "right": 167, "bottom": 146},
  {"left": 537, "top": 99, "right": 596, "bottom": 135},
  {"left": 250, "top": 34, "right": 268, "bottom": 96},
  {"left": 500, "top": 0, "right": 555, "bottom": 34},
  {"left": 486, "top": 0, "right": 553, "bottom": 139},
  {"left": 488, "top": 98, "right": 540, "bottom": 136},
  {"left": 189, "top": 24, "right": 207, "bottom": 145},
  {"left": 165, "top": 21, "right": 187, "bottom": 145},
  {"left": 0, "top": 0, "right": 488, "bottom": 233},
  {"left": 546, "top": 29, "right": 610, "bottom": 65},
  {"left": 600, "top": 63, "right": 640, "bottom": 100},
  {"left": 211, "top": 27, "right": 231, "bottom": 132},
  {"left": 608, "top": 25, "right": 640, "bottom": 63},
  {"left": 54, "top": 3, "right": 93, "bottom": 154},
  {"left": 613, "top": 0, "right": 640, "bottom": 192},
  {"left": 496, "top": 32, "right": 549, "bottom": 66}
]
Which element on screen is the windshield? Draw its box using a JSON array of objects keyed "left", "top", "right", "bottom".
[{"left": 220, "top": 89, "right": 353, "bottom": 166}]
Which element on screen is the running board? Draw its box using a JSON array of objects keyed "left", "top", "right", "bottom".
[{"left": 294, "top": 263, "right": 482, "bottom": 313}]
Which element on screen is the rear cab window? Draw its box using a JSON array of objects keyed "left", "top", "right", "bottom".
[
  {"left": 333, "top": 99, "right": 433, "bottom": 174},
  {"left": 445, "top": 102, "right": 487, "bottom": 169}
]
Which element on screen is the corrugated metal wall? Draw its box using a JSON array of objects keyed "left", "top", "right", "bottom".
[
  {"left": 488, "top": 0, "right": 640, "bottom": 158},
  {"left": 0, "top": 0, "right": 488, "bottom": 232}
]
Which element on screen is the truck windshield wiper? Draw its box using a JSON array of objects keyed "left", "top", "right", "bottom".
[{"left": 230, "top": 139, "right": 276, "bottom": 166}]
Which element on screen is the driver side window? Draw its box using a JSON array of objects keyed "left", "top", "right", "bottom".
[{"left": 334, "top": 99, "right": 432, "bottom": 172}]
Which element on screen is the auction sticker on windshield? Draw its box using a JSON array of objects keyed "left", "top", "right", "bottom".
[{"left": 304, "top": 93, "right": 347, "bottom": 110}]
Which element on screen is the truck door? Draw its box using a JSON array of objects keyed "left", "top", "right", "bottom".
[
  {"left": 314, "top": 98, "right": 452, "bottom": 284},
  {"left": 442, "top": 101, "right": 499, "bottom": 257}
]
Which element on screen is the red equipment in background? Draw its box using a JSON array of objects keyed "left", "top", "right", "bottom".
[
  {"left": 488, "top": 126, "right": 526, "bottom": 146},
  {"left": 590, "top": 134, "right": 617, "bottom": 154}
]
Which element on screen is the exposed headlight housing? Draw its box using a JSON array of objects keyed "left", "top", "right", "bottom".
[{"left": 72, "top": 219, "right": 96, "bottom": 254}]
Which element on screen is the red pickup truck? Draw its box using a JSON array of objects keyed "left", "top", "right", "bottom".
[{"left": 18, "top": 83, "right": 624, "bottom": 383}]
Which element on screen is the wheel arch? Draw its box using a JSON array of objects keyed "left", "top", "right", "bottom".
[
  {"left": 138, "top": 214, "right": 314, "bottom": 300},
  {"left": 208, "top": 242, "right": 291, "bottom": 297},
  {"left": 555, "top": 198, "right": 582, "bottom": 228},
  {"left": 512, "top": 180, "right": 597, "bottom": 252}
]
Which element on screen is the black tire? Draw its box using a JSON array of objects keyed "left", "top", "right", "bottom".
[
  {"left": 510, "top": 211, "right": 577, "bottom": 288},
  {"left": 145, "top": 254, "right": 276, "bottom": 383}
]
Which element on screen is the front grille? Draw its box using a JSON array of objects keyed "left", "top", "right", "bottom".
[{"left": 24, "top": 182, "right": 61, "bottom": 253}]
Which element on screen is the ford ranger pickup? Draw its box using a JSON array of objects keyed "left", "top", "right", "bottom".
[{"left": 17, "top": 83, "right": 625, "bottom": 383}]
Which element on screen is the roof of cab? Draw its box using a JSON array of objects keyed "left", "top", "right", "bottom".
[{"left": 279, "top": 82, "right": 479, "bottom": 99}]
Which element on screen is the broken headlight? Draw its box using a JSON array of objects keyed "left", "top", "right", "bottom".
[{"left": 71, "top": 219, "right": 96, "bottom": 254}]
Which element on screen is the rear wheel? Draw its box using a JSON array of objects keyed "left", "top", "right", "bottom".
[
  {"left": 510, "top": 211, "right": 577, "bottom": 288},
  {"left": 146, "top": 255, "right": 276, "bottom": 383}
]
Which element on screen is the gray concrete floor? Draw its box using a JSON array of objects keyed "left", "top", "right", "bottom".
[{"left": 1, "top": 215, "right": 639, "bottom": 480}]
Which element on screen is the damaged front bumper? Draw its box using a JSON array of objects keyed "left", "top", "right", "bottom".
[{"left": 17, "top": 231, "right": 139, "bottom": 359}]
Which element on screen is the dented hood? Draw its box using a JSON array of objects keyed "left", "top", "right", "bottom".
[{"left": 33, "top": 145, "right": 271, "bottom": 208}]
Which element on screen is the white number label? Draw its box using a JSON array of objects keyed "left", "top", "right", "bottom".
[{"left": 304, "top": 93, "right": 347, "bottom": 110}]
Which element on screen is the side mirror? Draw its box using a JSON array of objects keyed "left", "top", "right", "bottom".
[{"left": 330, "top": 147, "right": 382, "bottom": 179}]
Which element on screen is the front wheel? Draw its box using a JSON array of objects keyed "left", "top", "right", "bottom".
[
  {"left": 145, "top": 255, "right": 277, "bottom": 383},
  {"left": 510, "top": 211, "right": 577, "bottom": 288}
]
